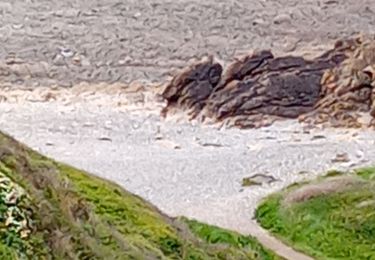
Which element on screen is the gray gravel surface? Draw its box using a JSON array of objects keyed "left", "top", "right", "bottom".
[
  {"left": 2, "top": 1, "right": 375, "bottom": 257},
  {"left": 1, "top": 101, "right": 374, "bottom": 235},
  {"left": 1, "top": 0, "right": 375, "bottom": 87}
]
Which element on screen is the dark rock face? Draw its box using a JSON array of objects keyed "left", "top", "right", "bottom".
[
  {"left": 161, "top": 56, "right": 223, "bottom": 118},
  {"left": 161, "top": 36, "right": 375, "bottom": 128},
  {"left": 203, "top": 52, "right": 344, "bottom": 128}
]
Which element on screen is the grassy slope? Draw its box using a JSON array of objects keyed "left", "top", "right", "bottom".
[
  {"left": 256, "top": 168, "right": 375, "bottom": 260},
  {"left": 0, "top": 132, "right": 280, "bottom": 260}
]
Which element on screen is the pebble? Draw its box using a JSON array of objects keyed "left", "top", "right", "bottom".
[
  {"left": 331, "top": 153, "right": 350, "bottom": 163},
  {"left": 60, "top": 48, "right": 74, "bottom": 58},
  {"left": 273, "top": 14, "right": 291, "bottom": 24},
  {"left": 98, "top": 136, "right": 112, "bottom": 142},
  {"left": 11, "top": 24, "right": 24, "bottom": 30}
]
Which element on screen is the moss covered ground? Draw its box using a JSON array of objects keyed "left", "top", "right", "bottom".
[
  {"left": 256, "top": 167, "right": 375, "bottom": 260},
  {"left": 0, "top": 131, "right": 279, "bottom": 259}
]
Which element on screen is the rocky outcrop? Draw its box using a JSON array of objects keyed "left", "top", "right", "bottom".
[
  {"left": 299, "top": 38, "right": 375, "bottom": 128},
  {"left": 161, "top": 36, "right": 375, "bottom": 128},
  {"left": 161, "top": 56, "right": 223, "bottom": 118}
]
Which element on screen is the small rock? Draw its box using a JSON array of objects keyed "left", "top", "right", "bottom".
[
  {"left": 252, "top": 18, "right": 266, "bottom": 26},
  {"left": 324, "top": 0, "right": 338, "bottom": 4},
  {"left": 197, "top": 141, "right": 225, "bottom": 148},
  {"left": 311, "top": 135, "right": 327, "bottom": 140},
  {"left": 331, "top": 153, "right": 350, "bottom": 163},
  {"left": 273, "top": 14, "right": 291, "bottom": 24},
  {"left": 242, "top": 173, "right": 278, "bottom": 187},
  {"left": 72, "top": 55, "right": 82, "bottom": 66},
  {"left": 12, "top": 23, "right": 24, "bottom": 30},
  {"left": 60, "top": 48, "right": 74, "bottom": 58},
  {"left": 98, "top": 136, "right": 112, "bottom": 142},
  {"left": 355, "top": 150, "right": 364, "bottom": 159}
]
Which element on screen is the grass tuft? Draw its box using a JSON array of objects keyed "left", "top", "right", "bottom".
[{"left": 256, "top": 168, "right": 375, "bottom": 259}]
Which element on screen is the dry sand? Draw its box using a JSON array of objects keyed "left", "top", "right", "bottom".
[
  {"left": 2, "top": 0, "right": 375, "bottom": 257},
  {"left": 1, "top": 88, "right": 374, "bottom": 236}
]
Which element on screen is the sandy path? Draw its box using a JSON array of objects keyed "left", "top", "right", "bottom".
[{"left": 1, "top": 90, "right": 375, "bottom": 258}]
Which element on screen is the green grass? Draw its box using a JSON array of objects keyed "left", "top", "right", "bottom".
[
  {"left": 256, "top": 167, "right": 375, "bottom": 260},
  {"left": 0, "top": 131, "right": 280, "bottom": 259},
  {"left": 184, "top": 219, "right": 278, "bottom": 260}
]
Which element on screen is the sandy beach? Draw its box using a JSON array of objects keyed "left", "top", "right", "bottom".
[
  {"left": 1, "top": 0, "right": 375, "bottom": 258},
  {"left": 1, "top": 90, "right": 374, "bottom": 234}
]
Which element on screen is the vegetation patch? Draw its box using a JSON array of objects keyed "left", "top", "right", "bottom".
[
  {"left": 0, "top": 131, "right": 279, "bottom": 259},
  {"left": 256, "top": 167, "right": 375, "bottom": 259},
  {"left": 184, "top": 218, "right": 279, "bottom": 260},
  {"left": 0, "top": 169, "right": 34, "bottom": 257}
]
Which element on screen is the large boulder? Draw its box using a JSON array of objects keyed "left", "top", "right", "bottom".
[
  {"left": 161, "top": 56, "right": 222, "bottom": 118},
  {"left": 161, "top": 36, "right": 375, "bottom": 128}
]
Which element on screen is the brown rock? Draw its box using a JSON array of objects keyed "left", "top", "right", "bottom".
[
  {"left": 299, "top": 36, "right": 375, "bottom": 128},
  {"left": 161, "top": 56, "right": 222, "bottom": 118},
  {"left": 161, "top": 35, "right": 375, "bottom": 129},
  {"left": 203, "top": 53, "right": 333, "bottom": 128}
]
